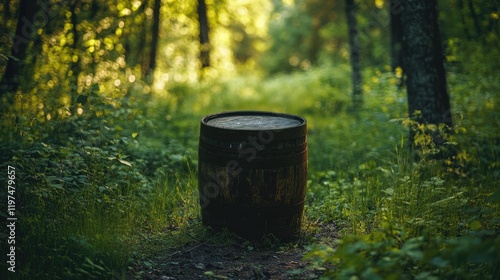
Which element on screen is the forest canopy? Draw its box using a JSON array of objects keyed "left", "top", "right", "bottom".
[
  {"left": 0, "top": 0, "right": 499, "bottom": 279},
  {"left": 1, "top": 0, "right": 498, "bottom": 100}
]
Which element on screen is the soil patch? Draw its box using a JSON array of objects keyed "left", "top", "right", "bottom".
[
  {"left": 128, "top": 222, "right": 339, "bottom": 279},
  {"left": 128, "top": 234, "right": 333, "bottom": 279}
]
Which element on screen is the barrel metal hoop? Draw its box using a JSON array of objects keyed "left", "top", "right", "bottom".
[
  {"left": 205, "top": 200, "right": 305, "bottom": 220},
  {"left": 198, "top": 146, "right": 307, "bottom": 169},
  {"left": 199, "top": 139, "right": 307, "bottom": 156},
  {"left": 199, "top": 135, "right": 307, "bottom": 150}
]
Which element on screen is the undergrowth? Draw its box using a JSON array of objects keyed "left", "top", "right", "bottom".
[
  {"left": 302, "top": 43, "right": 500, "bottom": 278},
  {"left": 0, "top": 43, "right": 499, "bottom": 279}
]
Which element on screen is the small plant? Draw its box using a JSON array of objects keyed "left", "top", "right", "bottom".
[{"left": 305, "top": 223, "right": 500, "bottom": 279}]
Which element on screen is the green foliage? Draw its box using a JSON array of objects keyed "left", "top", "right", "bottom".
[
  {"left": 305, "top": 223, "right": 500, "bottom": 279},
  {"left": 302, "top": 40, "right": 500, "bottom": 279},
  {"left": 0, "top": 1, "right": 499, "bottom": 279},
  {"left": 262, "top": 0, "right": 314, "bottom": 73},
  {"left": 3, "top": 39, "right": 500, "bottom": 277},
  {"left": 0, "top": 84, "right": 199, "bottom": 278}
]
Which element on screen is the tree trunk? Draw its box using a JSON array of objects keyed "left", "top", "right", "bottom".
[
  {"left": 146, "top": 0, "right": 161, "bottom": 84},
  {"left": 68, "top": 0, "right": 81, "bottom": 114},
  {"left": 0, "top": 0, "right": 39, "bottom": 95},
  {"left": 345, "top": 0, "right": 363, "bottom": 108},
  {"left": 197, "top": 0, "right": 210, "bottom": 69},
  {"left": 457, "top": 0, "right": 471, "bottom": 40},
  {"left": 401, "top": 0, "right": 452, "bottom": 144},
  {"left": 4, "top": 0, "right": 11, "bottom": 19},
  {"left": 124, "top": 1, "right": 148, "bottom": 71},
  {"left": 137, "top": 0, "right": 148, "bottom": 77},
  {"left": 389, "top": 0, "right": 404, "bottom": 72},
  {"left": 467, "top": 0, "right": 482, "bottom": 37}
]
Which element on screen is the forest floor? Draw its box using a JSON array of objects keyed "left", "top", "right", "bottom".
[{"left": 127, "top": 222, "right": 339, "bottom": 280}]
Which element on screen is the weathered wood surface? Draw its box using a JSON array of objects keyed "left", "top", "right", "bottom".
[{"left": 198, "top": 111, "right": 307, "bottom": 239}]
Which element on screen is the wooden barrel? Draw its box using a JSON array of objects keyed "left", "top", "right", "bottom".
[{"left": 198, "top": 111, "right": 307, "bottom": 239}]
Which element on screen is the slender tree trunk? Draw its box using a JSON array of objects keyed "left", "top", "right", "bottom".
[
  {"left": 401, "top": 0, "right": 452, "bottom": 145},
  {"left": 4, "top": 0, "right": 11, "bottom": 19},
  {"left": 0, "top": 0, "right": 39, "bottom": 95},
  {"left": 90, "top": 0, "right": 99, "bottom": 19},
  {"left": 345, "top": 0, "right": 363, "bottom": 108},
  {"left": 68, "top": 0, "right": 81, "bottom": 114},
  {"left": 136, "top": 0, "right": 148, "bottom": 77},
  {"left": 146, "top": 0, "right": 161, "bottom": 84},
  {"left": 457, "top": 0, "right": 471, "bottom": 40},
  {"left": 197, "top": 0, "right": 210, "bottom": 69},
  {"left": 124, "top": 0, "right": 147, "bottom": 69},
  {"left": 389, "top": 0, "right": 404, "bottom": 72},
  {"left": 467, "top": 0, "right": 482, "bottom": 37}
]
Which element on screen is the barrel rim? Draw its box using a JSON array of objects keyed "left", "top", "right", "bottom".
[{"left": 201, "top": 110, "right": 306, "bottom": 131}]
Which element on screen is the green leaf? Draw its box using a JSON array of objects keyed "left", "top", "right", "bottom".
[
  {"left": 63, "top": 176, "right": 74, "bottom": 182},
  {"left": 8, "top": 55, "right": 21, "bottom": 62},
  {"left": 470, "top": 220, "right": 482, "bottom": 230},
  {"left": 401, "top": 237, "right": 424, "bottom": 261},
  {"left": 50, "top": 184, "right": 64, "bottom": 189},
  {"left": 430, "top": 256, "right": 449, "bottom": 267},
  {"left": 204, "top": 271, "right": 228, "bottom": 279},
  {"left": 487, "top": 189, "right": 500, "bottom": 202},
  {"left": 118, "top": 158, "right": 132, "bottom": 168},
  {"left": 416, "top": 272, "right": 439, "bottom": 280}
]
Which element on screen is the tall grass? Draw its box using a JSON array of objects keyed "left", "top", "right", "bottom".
[
  {"left": 0, "top": 104, "right": 200, "bottom": 278},
  {"left": 1, "top": 41, "right": 499, "bottom": 278},
  {"left": 300, "top": 44, "right": 500, "bottom": 278}
]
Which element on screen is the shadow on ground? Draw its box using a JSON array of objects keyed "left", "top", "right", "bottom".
[{"left": 128, "top": 222, "right": 339, "bottom": 280}]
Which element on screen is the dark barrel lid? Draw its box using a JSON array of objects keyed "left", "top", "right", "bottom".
[
  {"left": 200, "top": 111, "right": 307, "bottom": 140},
  {"left": 206, "top": 115, "right": 302, "bottom": 130}
]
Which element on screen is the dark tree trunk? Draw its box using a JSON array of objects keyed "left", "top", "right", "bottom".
[
  {"left": 90, "top": 0, "right": 99, "bottom": 19},
  {"left": 467, "top": 0, "right": 482, "bottom": 37},
  {"left": 137, "top": 1, "right": 148, "bottom": 77},
  {"left": 197, "top": 0, "right": 210, "bottom": 69},
  {"left": 0, "top": 0, "right": 39, "bottom": 95},
  {"left": 124, "top": 1, "right": 147, "bottom": 71},
  {"left": 345, "top": 0, "right": 363, "bottom": 108},
  {"left": 68, "top": 0, "right": 81, "bottom": 114},
  {"left": 4, "top": 0, "right": 11, "bottom": 18},
  {"left": 401, "top": 0, "right": 452, "bottom": 144},
  {"left": 457, "top": 0, "right": 471, "bottom": 40},
  {"left": 389, "top": 0, "right": 404, "bottom": 72},
  {"left": 146, "top": 0, "right": 161, "bottom": 84}
]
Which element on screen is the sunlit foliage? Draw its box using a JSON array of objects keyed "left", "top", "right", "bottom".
[{"left": 0, "top": 0, "right": 499, "bottom": 278}]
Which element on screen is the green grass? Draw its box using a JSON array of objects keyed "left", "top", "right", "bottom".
[{"left": 1, "top": 43, "right": 499, "bottom": 279}]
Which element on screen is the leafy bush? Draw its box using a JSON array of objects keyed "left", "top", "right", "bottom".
[
  {"left": 0, "top": 84, "right": 200, "bottom": 278},
  {"left": 305, "top": 223, "right": 500, "bottom": 280},
  {"left": 1, "top": 30, "right": 498, "bottom": 279}
]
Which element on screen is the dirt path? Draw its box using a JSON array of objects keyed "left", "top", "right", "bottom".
[{"left": 128, "top": 233, "right": 328, "bottom": 279}]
